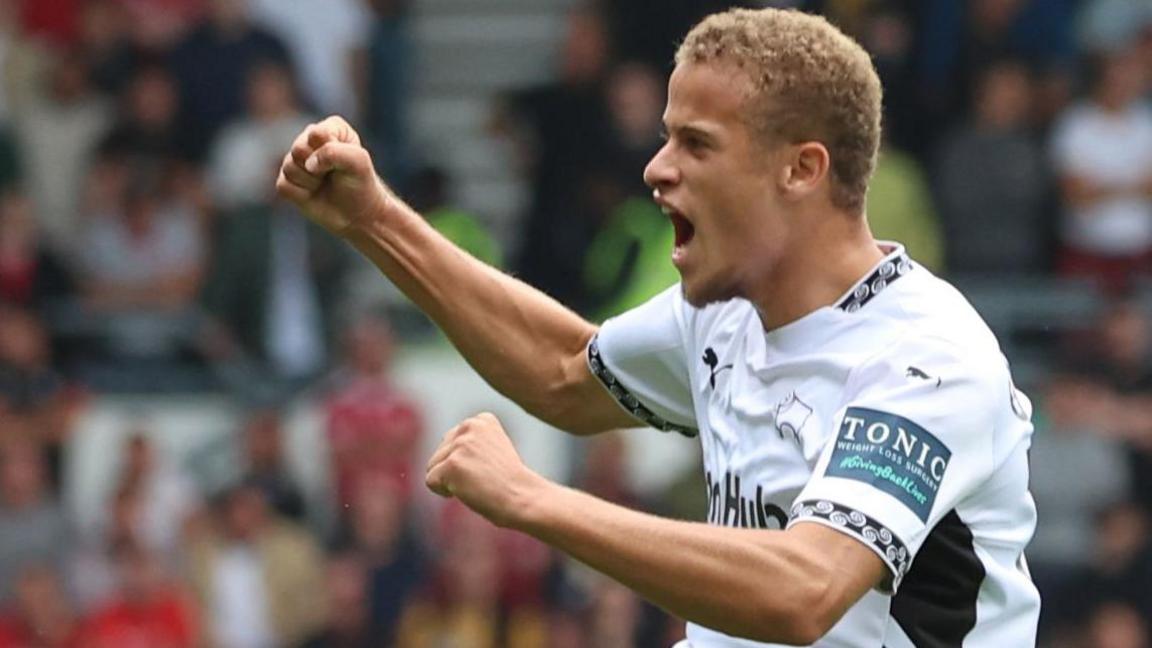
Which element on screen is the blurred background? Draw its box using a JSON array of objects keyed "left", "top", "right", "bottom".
[{"left": 0, "top": 0, "right": 1147, "bottom": 646}]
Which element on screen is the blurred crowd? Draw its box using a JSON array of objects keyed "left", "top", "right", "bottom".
[{"left": 0, "top": 0, "right": 1147, "bottom": 646}]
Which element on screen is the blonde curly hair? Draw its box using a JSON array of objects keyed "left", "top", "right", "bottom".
[{"left": 677, "top": 8, "right": 882, "bottom": 213}]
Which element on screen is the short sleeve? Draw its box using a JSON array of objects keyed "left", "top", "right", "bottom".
[
  {"left": 588, "top": 285, "right": 698, "bottom": 437},
  {"left": 788, "top": 335, "right": 1014, "bottom": 592}
]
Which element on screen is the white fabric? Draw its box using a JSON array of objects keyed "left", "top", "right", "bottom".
[
  {"left": 83, "top": 203, "right": 203, "bottom": 286},
  {"left": 592, "top": 244, "right": 1040, "bottom": 647},
  {"left": 248, "top": 0, "right": 371, "bottom": 116},
  {"left": 207, "top": 114, "right": 314, "bottom": 210},
  {"left": 1051, "top": 101, "right": 1152, "bottom": 255},
  {"left": 211, "top": 545, "right": 276, "bottom": 648},
  {"left": 15, "top": 96, "right": 112, "bottom": 252},
  {"left": 266, "top": 211, "right": 324, "bottom": 377}
]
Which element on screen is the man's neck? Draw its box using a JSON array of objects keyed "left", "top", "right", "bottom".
[{"left": 750, "top": 214, "right": 884, "bottom": 331}]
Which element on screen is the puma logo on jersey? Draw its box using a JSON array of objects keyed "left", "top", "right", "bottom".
[
  {"left": 702, "top": 347, "right": 733, "bottom": 389},
  {"left": 906, "top": 366, "right": 942, "bottom": 388}
]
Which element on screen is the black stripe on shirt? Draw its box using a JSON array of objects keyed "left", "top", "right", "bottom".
[
  {"left": 890, "top": 509, "right": 986, "bottom": 648},
  {"left": 586, "top": 335, "right": 697, "bottom": 438}
]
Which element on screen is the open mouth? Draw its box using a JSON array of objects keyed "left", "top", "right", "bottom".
[{"left": 666, "top": 209, "right": 695, "bottom": 249}]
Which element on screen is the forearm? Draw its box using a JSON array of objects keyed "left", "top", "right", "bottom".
[
  {"left": 343, "top": 201, "right": 602, "bottom": 430},
  {"left": 515, "top": 482, "right": 848, "bottom": 644}
]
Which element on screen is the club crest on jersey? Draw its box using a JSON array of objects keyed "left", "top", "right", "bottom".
[
  {"left": 774, "top": 391, "right": 813, "bottom": 440},
  {"left": 825, "top": 407, "right": 952, "bottom": 522}
]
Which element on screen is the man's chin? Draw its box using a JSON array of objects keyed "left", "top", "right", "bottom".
[{"left": 679, "top": 278, "right": 739, "bottom": 309}]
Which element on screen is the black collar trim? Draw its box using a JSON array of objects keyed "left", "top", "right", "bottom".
[{"left": 835, "top": 251, "right": 913, "bottom": 313}]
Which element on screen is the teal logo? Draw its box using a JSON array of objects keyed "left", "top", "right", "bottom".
[{"left": 825, "top": 407, "right": 951, "bottom": 522}]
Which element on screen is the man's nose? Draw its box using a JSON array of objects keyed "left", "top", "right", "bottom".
[{"left": 643, "top": 143, "right": 680, "bottom": 190}]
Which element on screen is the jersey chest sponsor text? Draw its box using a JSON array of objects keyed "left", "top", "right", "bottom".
[{"left": 705, "top": 470, "right": 790, "bottom": 529}]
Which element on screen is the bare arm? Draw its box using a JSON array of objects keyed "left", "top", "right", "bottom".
[
  {"left": 425, "top": 413, "right": 888, "bottom": 645},
  {"left": 275, "top": 117, "right": 637, "bottom": 434}
]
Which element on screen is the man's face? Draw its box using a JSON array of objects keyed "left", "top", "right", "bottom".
[{"left": 644, "top": 62, "right": 785, "bottom": 307}]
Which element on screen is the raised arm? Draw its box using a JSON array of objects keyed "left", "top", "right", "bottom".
[{"left": 275, "top": 116, "right": 636, "bottom": 434}]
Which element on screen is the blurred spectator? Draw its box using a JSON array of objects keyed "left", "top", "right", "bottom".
[
  {"left": 362, "top": 0, "right": 411, "bottom": 181},
  {"left": 168, "top": 0, "right": 291, "bottom": 161},
  {"left": 919, "top": 0, "right": 1076, "bottom": 137},
  {"left": 201, "top": 198, "right": 349, "bottom": 395},
  {"left": 865, "top": 142, "right": 944, "bottom": 272},
  {"left": 583, "top": 197, "right": 676, "bottom": 319},
  {"left": 77, "top": 0, "right": 137, "bottom": 96},
  {"left": 70, "top": 484, "right": 146, "bottom": 609},
  {"left": 339, "top": 476, "right": 425, "bottom": 646},
  {"left": 406, "top": 166, "right": 502, "bottom": 269},
  {"left": 118, "top": 0, "right": 207, "bottom": 52},
  {"left": 18, "top": 0, "right": 82, "bottom": 48},
  {"left": 113, "top": 432, "right": 201, "bottom": 557},
  {"left": 935, "top": 60, "right": 1050, "bottom": 276},
  {"left": 395, "top": 505, "right": 502, "bottom": 648},
  {"left": 297, "top": 553, "right": 373, "bottom": 648},
  {"left": 576, "top": 432, "right": 640, "bottom": 509},
  {"left": 0, "top": 191, "right": 75, "bottom": 309},
  {"left": 1061, "top": 298, "right": 1152, "bottom": 515},
  {"left": 0, "top": 565, "right": 81, "bottom": 648},
  {"left": 206, "top": 58, "right": 312, "bottom": 211},
  {"left": 247, "top": 0, "right": 370, "bottom": 118},
  {"left": 601, "top": 0, "right": 728, "bottom": 73},
  {"left": 1085, "top": 599, "right": 1150, "bottom": 648},
  {"left": 323, "top": 311, "right": 422, "bottom": 507},
  {"left": 0, "top": 440, "right": 68, "bottom": 601},
  {"left": 586, "top": 577, "right": 642, "bottom": 648},
  {"left": 580, "top": 63, "right": 675, "bottom": 316},
  {"left": 239, "top": 408, "right": 306, "bottom": 522},
  {"left": 855, "top": 3, "right": 923, "bottom": 156},
  {"left": 1078, "top": 0, "right": 1152, "bottom": 54},
  {"left": 0, "top": 307, "right": 75, "bottom": 473},
  {"left": 8, "top": 48, "right": 112, "bottom": 254},
  {"left": 498, "top": 6, "right": 614, "bottom": 309},
  {"left": 188, "top": 483, "right": 326, "bottom": 648},
  {"left": 1050, "top": 44, "right": 1152, "bottom": 290},
  {"left": 100, "top": 62, "right": 183, "bottom": 167},
  {"left": 79, "top": 171, "right": 205, "bottom": 313},
  {"left": 1029, "top": 371, "right": 1131, "bottom": 639},
  {"left": 80, "top": 543, "right": 198, "bottom": 648},
  {"left": 1087, "top": 503, "right": 1152, "bottom": 625},
  {"left": 603, "top": 62, "right": 663, "bottom": 197}
]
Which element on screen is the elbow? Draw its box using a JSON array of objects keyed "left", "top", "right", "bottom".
[{"left": 745, "top": 571, "right": 843, "bottom": 645}]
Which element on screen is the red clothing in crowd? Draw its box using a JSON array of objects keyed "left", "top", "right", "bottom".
[
  {"left": 325, "top": 375, "right": 424, "bottom": 506},
  {"left": 19, "top": 0, "right": 80, "bottom": 46},
  {"left": 79, "top": 591, "right": 197, "bottom": 648},
  {"left": 0, "top": 616, "right": 81, "bottom": 648}
]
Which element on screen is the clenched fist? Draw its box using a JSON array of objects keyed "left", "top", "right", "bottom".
[
  {"left": 425, "top": 412, "right": 549, "bottom": 529},
  {"left": 275, "top": 115, "right": 398, "bottom": 237}
]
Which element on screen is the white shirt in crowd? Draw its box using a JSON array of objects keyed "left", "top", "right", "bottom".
[
  {"left": 591, "top": 244, "right": 1041, "bottom": 648},
  {"left": 1051, "top": 101, "right": 1152, "bottom": 256},
  {"left": 211, "top": 545, "right": 276, "bottom": 648},
  {"left": 247, "top": 0, "right": 371, "bottom": 117}
]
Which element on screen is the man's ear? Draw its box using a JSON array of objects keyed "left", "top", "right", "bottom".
[{"left": 779, "top": 142, "right": 830, "bottom": 200}]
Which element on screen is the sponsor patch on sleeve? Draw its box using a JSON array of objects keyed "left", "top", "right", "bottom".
[{"left": 825, "top": 407, "right": 951, "bottom": 522}]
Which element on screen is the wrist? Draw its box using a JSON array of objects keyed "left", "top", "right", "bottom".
[
  {"left": 339, "top": 192, "right": 408, "bottom": 241},
  {"left": 506, "top": 471, "right": 562, "bottom": 533}
]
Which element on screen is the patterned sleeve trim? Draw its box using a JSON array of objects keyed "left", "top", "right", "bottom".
[
  {"left": 586, "top": 335, "right": 698, "bottom": 438},
  {"left": 788, "top": 499, "right": 911, "bottom": 592}
]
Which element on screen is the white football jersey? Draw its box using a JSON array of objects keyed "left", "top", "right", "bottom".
[{"left": 588, "top": 244, "right": 1040, "bottom": 648}]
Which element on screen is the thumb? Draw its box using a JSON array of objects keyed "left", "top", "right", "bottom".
[{"left": 304, "top": 141, "right": 371, "bottom": 176}]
